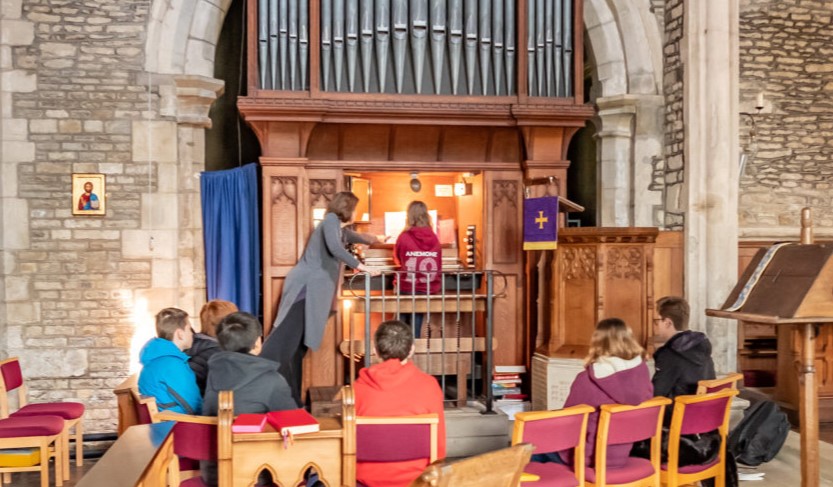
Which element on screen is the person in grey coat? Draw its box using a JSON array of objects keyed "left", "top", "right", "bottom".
[{"left": 261, "top": 191, "right": 382, "bottom": 405}]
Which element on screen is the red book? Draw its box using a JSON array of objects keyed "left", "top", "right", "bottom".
[
  {"left": 232, "top": 414, "right": 267, "bottom": 433},
  {"left": 266, "top": 409, "right": 320, "bottom": 437}
]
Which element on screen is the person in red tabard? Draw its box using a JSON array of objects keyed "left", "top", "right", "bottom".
[
  {"left": 394, "top": 201, "right": 442, "bottom": 337},
  {"left": 354, "top": 320, "right": 446, "bottom": 487}
]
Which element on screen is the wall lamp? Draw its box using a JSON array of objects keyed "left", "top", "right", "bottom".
[{"left": 739, "top": 92, "right": 765, "bottom": 178}]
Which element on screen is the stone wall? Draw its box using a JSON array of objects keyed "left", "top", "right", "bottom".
[
  {"left": 0, "top": 0, "right": 216, "bottom": 433},
  {"left": 739, "top": 0, "right": 833, "bottom": 236},
  {"left": 662, "top": 0, "right": 685, "bottom": 229}
]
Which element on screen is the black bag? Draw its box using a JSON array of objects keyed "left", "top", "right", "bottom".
[{"left": 727, "top": 400, "right": 790, "bottom": 466}]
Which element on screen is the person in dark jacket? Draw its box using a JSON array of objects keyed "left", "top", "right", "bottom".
[
  {"left": 394, "top": 200, "right": 442, "bottom": 338},
  {"left": 186, "top": 300, "right": 237, "bottom": 394},
  {"left": 202, "top": 312, "right": 295, "bottom": 486},
  {"left": 556, "top": 318, "right": 654, "bottom": 470},
  {"left": 652, "top": 296, "right": 716, "bottom": 406},
  {"left": 261, "top": 191, "right": 383, "bottom": 406}
]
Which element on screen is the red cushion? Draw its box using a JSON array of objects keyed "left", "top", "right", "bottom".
[
  {"left": 585, "top": 457, "right": 655, "bottom": 484},
  {"left": 0, "top": 416, "right": 64, "bottom": 437},
  {"left": 662, "top": 458, "right": 720, "bottom": 474},
  {"left": 523, "top": 462, "right": 580, "bottom": 487},
  {"left": 13, "top": 402, "right": 85, "bottom": 420}
]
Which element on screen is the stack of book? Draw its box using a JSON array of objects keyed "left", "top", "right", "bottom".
[{"left": 492, "top": 365, "right": 530, "bottom": 420}]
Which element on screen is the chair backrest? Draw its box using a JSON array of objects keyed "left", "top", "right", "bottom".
[
  {"left": 672, "top": 389, "right": 738, "bottom": 437},
  {"left": 594, "top": 397, "right": 671, "bottom": 486},
  {"left": 599, "top": 397, "right": 671, "bottom": 446},
  {"left": 697, "top": 372, "right": 743, "bottom": 395},
  {"left": 131, "top": 388, "right": 160, "bottom": 425},
  {"left": 0, "top": 357, "right": 28, "bottom": 417},
  {"left": 411, "top": 443, "right": 534, "bottom": 487},
  {"left": 171, "top": 416, "right": 219, "bottom": 462},
  {"left": 512, "top": 404, "right": 595, "bottom": 455},
  {"left": 355, "top": 414, "right": 439, "bottom": 463}
]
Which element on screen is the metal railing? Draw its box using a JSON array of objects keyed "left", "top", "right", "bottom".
[{"left": 343, "top": 270, "right": 507, "bottom": 411}]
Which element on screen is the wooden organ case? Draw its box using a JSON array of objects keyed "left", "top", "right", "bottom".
[{"left": 240, "top": 0, "right": 594, "bottom": 394}]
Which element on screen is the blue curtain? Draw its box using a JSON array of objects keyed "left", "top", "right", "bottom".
[{"left": 201, "top": 163, "right": 260, "bottom": 315}]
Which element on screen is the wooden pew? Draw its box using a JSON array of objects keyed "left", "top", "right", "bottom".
[
  {"left": 217, "top": 387, "right": 357, "bottom": 487},
  {"left": 77, "top": 422, "right": 174, "bottom": 487},
  {"left": 113, "top": 374, "right": 140, "bottom": 436}
]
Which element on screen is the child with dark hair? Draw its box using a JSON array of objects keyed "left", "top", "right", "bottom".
[
  {"left": 353, "top": 320, "right": 446, "bottom": 487},
  {"left": 203, "top": 312, "right": 296, "bottom": 415}
]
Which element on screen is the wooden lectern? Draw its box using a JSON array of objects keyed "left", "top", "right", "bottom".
[{"left": 707, "top": 208, "right": 833, "bottom": 487}]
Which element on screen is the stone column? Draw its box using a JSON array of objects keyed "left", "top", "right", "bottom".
[
  {"left": 682, "top": 0, "right": 740, "bottom": 373},
  {"left": 597, "top": 95, "right": 636, "bottom": 227}
]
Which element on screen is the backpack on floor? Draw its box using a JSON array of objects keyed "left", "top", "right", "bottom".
[{"left": 727, "top": 400, "right": 790, "bottom": 466}]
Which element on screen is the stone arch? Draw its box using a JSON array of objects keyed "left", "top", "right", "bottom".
[{"left": 583, "top": 0, "right": 665, "bottom": 226}]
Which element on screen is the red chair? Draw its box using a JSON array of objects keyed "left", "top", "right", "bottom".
[
  {"left": 587, "top": 397, "right": 671, "bottom": 487},
  {"left": 660, "top": 389, "right": 739, "bottom": 487},
  {"left": 0, "top": 357, "right": 85, "bottom": 483},
  {"left": 354, "top": 414, "right": 440, "bottom": 487},
  {"left": 511, "top": 404, "right": 596, "bottom": 487},
  {"left": 162, "top": 414, "right": 219, "bottom": 487},
  {"left": 0, "top": 415, "right": 64, "bottom": 487}
]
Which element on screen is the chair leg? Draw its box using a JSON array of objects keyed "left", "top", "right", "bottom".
[
  {"left": 63, "top": 429, "right": 70, "bottom": 480},
  {"left": 39, "top": 442, "right": 49, "bottom": 487},
  {"left": 75, "top": 420, "right": 84, "bottom": 467},
  {"left": 715, "top": 471, "right": 726, "bottom": 487}
]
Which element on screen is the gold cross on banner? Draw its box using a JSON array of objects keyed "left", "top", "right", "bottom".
[{"left": 535, "top": 210, "right": 548, "bottom": 230}]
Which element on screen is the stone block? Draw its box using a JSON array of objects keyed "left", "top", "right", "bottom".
[
  {"left": 0, "top": 19, "right": 33, "bottom": 45},
  {"left": 2, "top": 118, "right": 27, "bottom": 141},
  {"left": 29, "top": 119, "right": 57, "bottom": 133},
  {"left": 3, "top": 199, "right": 29, "bottom": 248},
  {"left": 0, "top": 70, "right": 36, "bottom": 92},
  {"left": 184, "top": 39, "right": 216, "bottom": 78},
  {"left": 122, "top": 229, "right": 177, "bottom": 259},
  {"left": 40, "top": 41, "right": 77, "bottom": 57},
  {"left": 1, "top": 0, "right": 23, "bottom": 18},
  {"left": 58, "top": 119, "right": 82, "bottom": 133},
  {"left": 152, "top": 258, "right": 177, "bottom": 288},
  {"left": 156, "top": 162, "right": 178, "bottom": 192},
  {"left": 6, "top": 301, "right": 39, "bottom": 324},
  {"left": 141, "top": 192, "right": 178, "bottom": 229},
  {"left": 1, "top": 140, "right": 34, "bottom": 162},
  {"left": 83, "top": 120, "right": 103, "bottom": 132},
  {"left": 132, "top": 121, "right": 177, "bottom": 163},
  {"left": 21, "top": 349, "right": 88, "bottom": 378},
  {"left": 4, "top": 275, "right": 29, "bottom": 301}
]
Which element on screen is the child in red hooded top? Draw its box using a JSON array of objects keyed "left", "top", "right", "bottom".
[
  {"left": 353, "top": 320, "right": 446, "bottom": 487},
  {"left": 394, "top": 201, "right": 442, "bottom": 337}
]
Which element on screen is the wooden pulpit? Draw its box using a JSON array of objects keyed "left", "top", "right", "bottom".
[{"left": 707, "top": 208, "right": 833, "bottom": 487}]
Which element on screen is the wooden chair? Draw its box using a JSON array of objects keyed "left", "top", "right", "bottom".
[
  {"left": 588, "top": 397, "right": 671, "bottom": 487},
  {"left": 156, "top": 411, "right": 218, "bottom": 487},
  {"left": 130, "top": 388, "right": 161, "bottom": 425},
  {"left": 511, "top": 404, "right": 595, "bottom": 486},
  {"left": 0, "top": 357, "right": 84, "bottom": 482},
  {"left": 354, "top": 414, "right": 440, "bottom": 487},
  {"left": 0, "top": 415, "right": 64, "bottom": 487},
  {"left": 411, "top": 443, "right": 534, "bottom": 487},
  {"left": 660, "top": 389, "right": 739, "bottom": 487},
  {"left": 696, "top": 373, "right": 743, "bottom": 395}
]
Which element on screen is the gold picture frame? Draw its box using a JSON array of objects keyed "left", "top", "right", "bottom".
[{"left": 72, "top": 173, "right": 106, "bottom": 216}]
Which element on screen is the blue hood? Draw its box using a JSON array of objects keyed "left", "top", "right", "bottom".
[{"left": 139, "top": 337, "right": 189, "bottom": 365}]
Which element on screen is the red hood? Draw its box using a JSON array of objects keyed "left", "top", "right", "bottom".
[
  {"left": 356, "top": 358, "right": 422, "bottom": 391},
  {"left": 401, "top": 226, "right": 439, "bottom": 250}
]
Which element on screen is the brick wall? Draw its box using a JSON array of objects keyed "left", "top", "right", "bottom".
[
  {"left": 0, "top": 0, "right": 199, "bottom": 433},
  {"left": 739, "top": 0, "right": 833, "bottom": 232},
  {"left": 662, "top": 0, "right": 684, "bottom": 229}
]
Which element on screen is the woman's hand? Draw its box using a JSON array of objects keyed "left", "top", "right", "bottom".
[
  {"left": 376, "top": 234, "right": 389, "bottom": 244},
  {"left": 358, "top": 264, "right": 382, "bottom": 276}
]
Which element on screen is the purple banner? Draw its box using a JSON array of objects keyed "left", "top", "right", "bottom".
[{"left": 523, "top": 196, "right": 559, "bottom": 250}]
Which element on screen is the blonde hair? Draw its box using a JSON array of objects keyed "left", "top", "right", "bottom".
[
  {"left": 585, "top": 318, "right": 645, "bottom": 366},
  {"left": 406, "top": 201, "right": 432, "bottom": 228}
]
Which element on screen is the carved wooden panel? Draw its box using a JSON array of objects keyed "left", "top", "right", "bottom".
[
  {"left": 562, "top": 247, "right": 596, "bottom": 280},
  {"left": 606, "top": 247, "right": 644, "bottom": 280},
  {"left": 310, "top": 179, "right": 337, "bottom": 208},
  {"left": 492, "top": 180, "right": 520, "bottom": 264},
  {"left": 271, "top": 176, "right": 298, "bottom": 265}
]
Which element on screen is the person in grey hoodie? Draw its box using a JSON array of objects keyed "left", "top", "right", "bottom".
[
  {"left": 201, "top": 312, "right": 296, "bottom": 487},
  {"left": 203, "top": 312, "right": 296, "bottom": 416}
]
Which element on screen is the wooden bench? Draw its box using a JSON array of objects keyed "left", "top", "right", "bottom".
[{"left": 76, "top": 422, "right": 174, "bottom": 487}]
